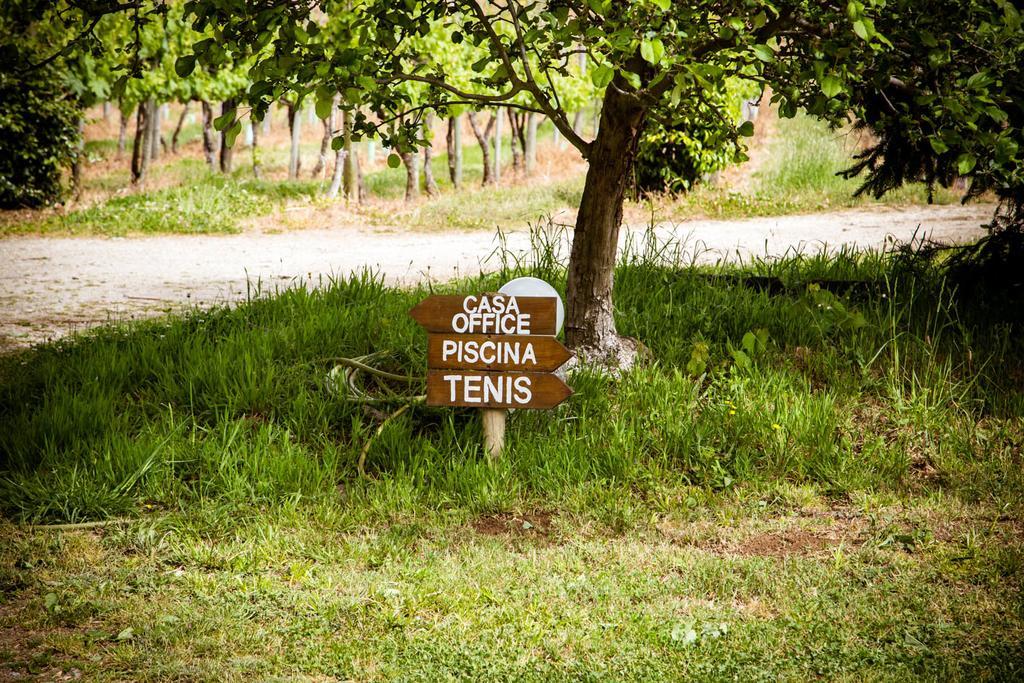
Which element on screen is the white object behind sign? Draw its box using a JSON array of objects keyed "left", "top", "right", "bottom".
[{"left": 499, "top": 277, "right": 564, "bottom": 336}]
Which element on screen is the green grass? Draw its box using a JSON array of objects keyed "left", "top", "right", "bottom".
[
  {"left": 646, "top": 115, "right": 964, "bottom": 219},
  {"left": 1, "top": 235, "right": 1022, "bottom": 679},
  {"left": 1, "top": 163, "right": 325, "bottom": 236}
]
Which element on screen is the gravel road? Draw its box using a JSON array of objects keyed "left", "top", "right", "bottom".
[{"left": 0, "top": 203, "right": 994, "bottom": 349}]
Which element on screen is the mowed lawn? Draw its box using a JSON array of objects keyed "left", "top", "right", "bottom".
[{"left": 1, "top": 240, "right": 1022, "bottom": 680}]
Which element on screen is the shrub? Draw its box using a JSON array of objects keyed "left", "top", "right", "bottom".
[
  {"left": 635, "top": 79, "right": 760, "bottom": 195},
  {"left": 0, "top": 61, "right": 81, "bottom": 208}
]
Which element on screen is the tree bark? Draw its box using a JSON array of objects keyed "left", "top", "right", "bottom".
[
  {"left": 251, "top": 118, "right": 262, "bottom": 180},
  {"left": 70, "top": 115, "right": 85, "bottom": 200},
  {"left": 200, "top": 101, "right": 217, "bottom": 169},
  {"left": 525, "top": 113, "right": 538, "bottom": 175},
  {"left": 493, "top": 108, "right": 503, "bottom": 185},
  {"left": 423, "top": 113, "right": 439, "bottom": 197},
  {"left": 342, "top": 106, "right": 358, "bottom": 201},
  {"left": 287, "top": 102, "right": 302, "bottom": 179},
  {"left": 467, "top": 111, "right": 495, "bottom": 186},
  {"left": 116, "top": 104, "right": 130, "bottom": 160},
  {"left": 219, "top": 99, "right": 235, "bottom": 174},
  {"left": 565, "top": 80, "right": 647, "bottom": 365},
  {"left": 171, "top": 102, "right": 189, "bottom": 154},
  {"left": 446, "top": 115, "right": 462, "bottom": 188},
  {"left": 148, "top": 99, "right": 161, "bottom": 161},
  {"left": 130, "top": 101, "right": 150, "bottom": 184},
  {"left": 507, "top": 109, "right": 523, "bottom": 175},
  {"left": 327, "top": 149, "right": 346, "bottom": 199},
  {"left": 312, "top": 97, "right": 334, "bottom": 179},
  {"left": 402, "top": 150, "right": 420, "bottom": 201}
]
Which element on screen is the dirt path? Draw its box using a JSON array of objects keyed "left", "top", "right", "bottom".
[{"left": 0, "top": 203, "right": 993, "bottom": 349}]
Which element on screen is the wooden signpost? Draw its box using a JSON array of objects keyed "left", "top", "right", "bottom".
[{"left": 410, "top": 292, "right": 573, "bottom": 458}]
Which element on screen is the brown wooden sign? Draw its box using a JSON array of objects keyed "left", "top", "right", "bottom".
[
  {"left": 412, "top": 291, "right": 572, "bottom": 413},
  {"left": 427, "top": 334, "right": 572, "bottom": 372},
  {"left": 409, "top": 294, "right": 557, "bottom": 335},
  {"left": 426, "top": 370, "right": 572, "bottom": 409}
]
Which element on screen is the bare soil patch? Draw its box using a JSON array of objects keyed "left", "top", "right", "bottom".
[{"left": 471, "top": 511, "right": 556, "bottom": 540}]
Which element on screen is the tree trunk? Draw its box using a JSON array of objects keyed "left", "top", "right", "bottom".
[
  {"left": 312, "top": 97, "right": 335, "bottom": 179},
  {"left": 340, "top": 106, "right": 358, "bottom": 201},
  {"left": 200, "top": 101, "right": 217, "bottom": 169},
  {"left": 327, "top": 149, "right": 346, "bottom": 199},
  {"left": 71, "top": 115, "right": 85, "bottom": 200},
  {"left": 171, "top": 102, "right": 189, "bottom": 154},
  {"left": 148, "top": 99, "right": 161, "bottom": 161},
  {"left": 102, "top": 101, "right": 110, "bottom": 121},
  {"left": 493, "top": 108, "right": 503, "bottom": 185},
  {"left": 356, "top": 149, "right": 366, "bottom": 202},
  {"left": 402, "top": 150, "right": 420, "bottom": 201},
  {"left": 262, "top": 103, "right": 272, "bottom": 135},
  {"left": 219, "top": 99, "right": 235, "bottom": 174},
  {"left": 507, "top": 109, "right": 523, "bottom": 174},
  {"left": 287, "top": 102, "right": 302, "bottom": 179},
  {"left": 565, "top": 80, "right": 647, "bottom": 366},
  {"left": 525, "top": 113, "right": 538, "bottom": 175},
  {"left": 251, "top": 118, "right": 262, "bottom": 179},
  {"left": 423, "top": 114, "right": 439, "bottom": 197},
  {"left": 467, "top": 112, "right": 495, "bottom": 186},
  {"left": 446, "top": 116, "right": 462, "bottom": 188},
  {"left": 131, "top": 101, "right": 150, "bottom": 184},
  {"left": 117, "top": 104, "right": 130, "bottom": 159}
]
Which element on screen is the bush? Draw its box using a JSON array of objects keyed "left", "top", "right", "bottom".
[
  {"left": 635, "top": 116, "right": 743, "bottom": 194},
  {"left": 635, "top": 79, "right": 760, "bottom": 195},
  {"left": 0, "top": 61, "right": 81, "bottom": 208}
]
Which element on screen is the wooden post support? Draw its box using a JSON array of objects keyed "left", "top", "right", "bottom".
[{"left": 481, "top": 408, "right": 506, "bottom": 460}]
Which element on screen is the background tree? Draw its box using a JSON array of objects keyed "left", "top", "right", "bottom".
[
  {"left": 14, "top": 0, "right": 1024, "bottom": 363},
  {"left": 181, "top": 0, "right": 894, "bottom": 364}
]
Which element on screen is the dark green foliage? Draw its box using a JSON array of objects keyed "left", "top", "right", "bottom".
[
  {"left": 635, "top": 115, "right": 744, "bottom": 195},
  {"left": 769, "top": 0, "right": 1024, "bottom": 225},
  {"left": 0, "top": 62, "right": 80, "bottom": 208}
]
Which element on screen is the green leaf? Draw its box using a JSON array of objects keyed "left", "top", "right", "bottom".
[
  {"left": 591, "top": 64, "right": 614, "bottom": 88},
  {"left": 315, "top": 96, "right": 333, "bottom": 120},
  {"left": 738, "top": 121, "right": 755, "bottom": 137},
  {"left": 174, "top": 55, "right": 196, "bottom": 78},
  {"left": 640, "top": 38, "right": 664, "bottom": 65},
  {"left": 213, "top": 110, "right": 235, "bottom": 132},
  {"left": 223, "top": 121, "right": 242, "bottom": 148},
  {"left": 820, "top": 75, "right": 843, "bottom": 98},
  {"left": 928, "top": 137, "right": 949, "bottom": 155},
  {"left": 852, "top": 19, "right": 871, "bottom": 40},
  {"left": 956, "top": 153, "right": 977, "bottom": 174},
  {"left": 649, "top": 0, "right": 670, "bottom": 10},
  {"left": 750, "top": 44, "right": 774, "bottom": 63},
  {"left": 387, "top": 153, "right": 401, "bottom": 169},
  {"left": 331, "top": 136, "right": 344, "bottom": 151},
  {"left": 116, "top": 627, "right": 134, "bottom": 642}
]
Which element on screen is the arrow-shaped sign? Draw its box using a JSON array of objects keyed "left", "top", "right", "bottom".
[
  {"left": 426, "top": 370, "right": 573, "bottom": 409},
  {"left": 427, "top": 334, "right": 572, "bottom": 372},
  {"left": 409, "top": 294, "right": 557, "bottom": 335}
]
